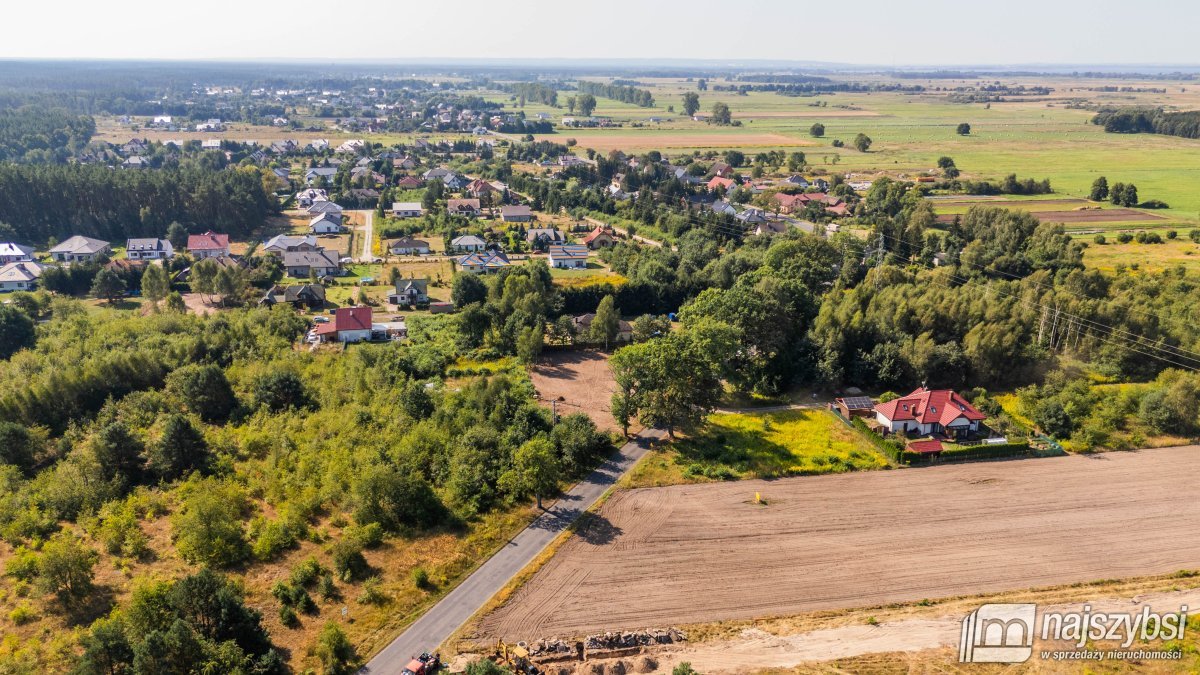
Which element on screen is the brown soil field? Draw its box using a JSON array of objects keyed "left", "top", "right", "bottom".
[
  {"left": 529, "top": 350, "right": 621, "bottom": 432},
  {"left": 477, "top": 445, "right": 1200, "bottom": 641},
  {"left": 937, "top": 208, "right": 1164, "bottom": 224},
  {"left": 930, "top": 198, "right": 1090, "bottom": 209}
]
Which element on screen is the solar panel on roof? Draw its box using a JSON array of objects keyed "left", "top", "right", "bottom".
[{"left": 841, "top": 396, "right": 875, "bottom": 410}]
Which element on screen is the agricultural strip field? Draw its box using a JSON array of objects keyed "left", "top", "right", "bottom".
[
  {"left": 935, "top": 208, "right": 1165, "bottom": 224},
  {"left": 477, "top": 445, "right": 1200, "bottom": 641}
]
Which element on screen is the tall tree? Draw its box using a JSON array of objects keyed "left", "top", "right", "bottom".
[
  {"left": 853, "top": 133, "right": 873, "bottom": 152},
  {"left": 499, "top": 437, "right": 561, "bottom": 509},
  {"left": 591, "top": 295, "right": 621, "bottom": 349},
  {"left": 577, "top": 94, "right": 597, "bottom": 117},
  {"left": 91, "top": 268, "right": 126, "bottom": 304},
  {"left": 809, "top": 123, "right": 825, "bottom": 138},
  {"left": 682, "top": 92, "right": 700, "bottom": 117},
  {"left": 147, "top": 414, "right": 209, "bottom": 482},
  {"left": 956, "top": 122, "right": 972, "bottom": 135},
  {"left": 141, "top": 263, "right": 170, "bottom": 310},
  {"left": 711, "top": 102, "right": 732, "bottom": 125},
  {"left": 0, "top": 304, "right": 35, "bottom": 359},
  {"left": 1089, "top": 176, "right": 1109, "bottom": 201}
]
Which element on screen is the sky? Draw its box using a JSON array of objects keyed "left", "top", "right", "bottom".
[{"left": 4, "top": 0, "right": 1199, "bottom": 66}]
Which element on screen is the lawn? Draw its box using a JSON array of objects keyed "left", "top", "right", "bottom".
[
  {"left": 1082, "top": 237, "right": 1200, "bottom": 274},
  {"left": 623, "top": 408, "right": 889, "bottom": 488}
]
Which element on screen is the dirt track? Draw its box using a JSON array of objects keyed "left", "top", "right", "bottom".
[{"left": 478, "top": 446, "right": 1200, "bottom": 640}]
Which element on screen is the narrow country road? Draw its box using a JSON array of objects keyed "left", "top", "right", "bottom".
[
  {"left": 362, "top": 428, "right": 667, "bottom": 673},
  {"left": 358, "top": 209, "right": 374, "bottom": 262}
]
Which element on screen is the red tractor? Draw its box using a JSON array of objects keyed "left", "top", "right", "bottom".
[{"left": 401, "top": 652, "right": 441, "bottom": 675}]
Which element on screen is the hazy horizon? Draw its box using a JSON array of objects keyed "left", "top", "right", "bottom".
[{"left": 7, "top": 0, "right": 1199, "bottom": 66}]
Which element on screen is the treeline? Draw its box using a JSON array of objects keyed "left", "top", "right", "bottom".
[
  {"left": 576, "top": 81, "right": 654, "bottom": 107},
  {"left": 500, "top": 82, "right": 559, "bottom": 106},
  {"left": 0, "top": 163, "right": 276, "bottom": 245},
  {"left": 0, "top": 106, "right": 95, "bottom": 162},
  {"left": 1092, "top": 107, "right": 1200, "bottom": 139}
]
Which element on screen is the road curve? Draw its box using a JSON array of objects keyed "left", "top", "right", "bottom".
[{"left": 362, "top": 428, "right": 667, "bottom": 673}]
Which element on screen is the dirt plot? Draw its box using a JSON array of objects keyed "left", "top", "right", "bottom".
[
  {"left": 936, "top": 208, "right": 1164, "bottom": 224},
  {"left": 529, "top": 350, "right": 620, "bottom": 432},
  {"left": 478, "top": 445, "right": 1200, "bottom": 640},
  {"left": 930, "top": 198, "right": 1090, "bottom": 209}
]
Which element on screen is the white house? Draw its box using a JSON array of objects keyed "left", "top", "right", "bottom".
[
  {"left": 873, "top": 388, "right": 987, "bottom": 439},
  {"left": 309, "top": 214, "right": 345, "bottom": 234},
  {"left": 387, "top": 237, "right": 431, "bottom": 256},
  {"left": 450, "top": 235, "right": 487, "bottom": 252},
  {"left": 125, "top": 238, "right": 174, "bottom": 260},
  {"left": 307, "top": 200, "right": 344, "bottom": 216},
  {"left": 0, "top": 243, "right": 34, "bottom": 264},
  {"left": 548, "top": 244, "right": 589, "bottom": 269},
  {"left": 391, "top": 202, "right": 424, "bottom": 218},
  {"left": 50, "top": 236, "right": 110, "bottom": 263},
  {"left": 0, "top": 261, "right": 44, "bottom": 292}
]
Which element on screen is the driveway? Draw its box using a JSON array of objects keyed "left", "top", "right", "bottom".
[{"left": 362, "top": 428, "right": 667, "bottom": 672}]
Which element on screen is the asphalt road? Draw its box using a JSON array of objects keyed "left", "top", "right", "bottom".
[{"left": 362, "top": 428, "right": 666, "bottom": 673}]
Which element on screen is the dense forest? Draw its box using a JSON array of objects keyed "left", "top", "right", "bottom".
[
  {"left": 0, "top": 163, "right": 277, "bottom": 245},
  {"left": 0, "top": 106, "right": 95, "bottom": 162},
  {"left": 1092, "top": 107, "right": 1200, "bottom": 139}
]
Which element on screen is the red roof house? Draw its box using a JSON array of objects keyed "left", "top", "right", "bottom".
[
  {"left": 583, "top": 226, "right": 615, "bottom": 249},
  {"left": 707, "top": 176, "right": 736, "bottom": 193},
  {"left": 874, "top": 387, "right": 986, "bottom": 438},
  {"left": 187, "top": 231, "right": 230, "bottom": 259},
  {"left": 316, "top": 306, "right": 374, "bottom": 343}
]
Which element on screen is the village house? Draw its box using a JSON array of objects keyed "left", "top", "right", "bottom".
[
  {"left": 0, "top": 242, "right": 34, "bottom": 264},
  {"left": 499, "top": 205, "right": 533, "bottom": 223},
  {"left": 548, "top": 244, "right": 589, "bottom": 269},
  {"left": 446, "top": 199, "right": 482, "bottom": 217},
  {"left": 526, "top": 228, "right": 564, "bottom": 250},
  {"left": 710, "top": 162, "right": 735, "bottom": 178},
  {"left": 422, "top": 167, "right": 455, "bottom": 182},
  {"left": 583, "top": 226, "right": 615, "bottom": 250},
  {"left": 296, "top": 189, "right": 328, "bottom": 208},
  {"left": 313, "top": 306, "right": 373, "bottom": 343},
  {"left": 707, "top": 176, "right": 737, "bottom": 193},
  {"left": 283, "top": 249, "right": 341, "bottom": 278},
  {"left": 466, "top": 178, "right": 498, "bottom": 199},
  {"left": 387, "top": 236, "right": 431, "bottom": 256},
  {"left": 450, "top": 234, "right": 487, "bottom": 252},
  {"left": 874, "top": 388, "right": 987, "bottom": 439},
  {"left": 573, "top": 313, "right": 633, "bottom": 343},
  {"left": 262, "top": 234, "right": 319, "bottom": 257},
  {"left": 387, "top": 278, "right": 429, "bottom": 307},
  {"left": 457, "top": 250, "right": 510, "bottom": 273},
  {"left": 309, "top": 213, "right": 345, "bottom": 234},
  {"left": 735, "top": 207, "right": 768, "bottom": 225},
  {"left": 391, "top": 202, "right": 424, "bottom": 218},
  {"left": 304, "top": 167, "right": 338, "bottom": 184},
  {"left": 0, "top": 261, "right": 44, "bottom": 292},
  {"left": 753, "top": 221, "right": 789, "bottom": 236},
  {"left": 307, "top": 200, "right": 344, "bottom": 216},
  {"left": 395, "top": 175, "right": 423, "bottom": 189},
  {"left": 187, "top": 231, "right": 230, "bottom": 259},
  {"left": 259, "top": 283, "right": 326, "bottom": 309},
  {"left": 50, "top": 235, "right": 110, "bottom": 263},
  {"left": 125, "top": 238, "right": 174, "bottom": 260}
]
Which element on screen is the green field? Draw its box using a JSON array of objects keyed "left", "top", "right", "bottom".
[{"left": 624, "top": 408, "right": 889, "bottom": 487}]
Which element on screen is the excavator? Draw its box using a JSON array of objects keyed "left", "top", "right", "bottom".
[{"left": 493, "top": 640, "right": 540, "bottom": 675}]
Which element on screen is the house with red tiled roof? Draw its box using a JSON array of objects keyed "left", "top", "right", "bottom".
[
  {"left": 874, "top": 387, "right": 986, "bottom": 439},
  {"left": 707, "top": 176, "right": 736, "bottom": 193},
  {"left": 187, "top": 231, "right": 230, "bottom": 259},
  {"left": 582, "top": 226, "right": 615, "bottom": 250},
  {"left": 314, "top": 306, "right": 373, "bottom": 343}
]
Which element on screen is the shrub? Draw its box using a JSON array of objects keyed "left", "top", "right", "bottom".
[
  {"left": 5, "top": 547, "right": 40, "bottom": 582},
  {"left": 343, "top": 522, "right": 383, "bottom": 550},
  {"left": 279, "top": 604, "right": 299, "bottom": 628},
  {"left": 9, "top": 602, "right": 34, "bottom": 625},
  {"left": 318, "top": 573, "right": 339, "bottom": 600},
  {"left": 1093, "top": 234, "right": 1106, "bottom": 245},
  {"left": 314, "top": 622, "right": 359, "bottom": 675},
  {"left": 290, "top": 557, "right": 325, "bottom": 588},
  {"left": 1117, "top": 232, "right": 1134, "bottom": 244},
  {"left": 331, "top": 539, "right": 370, "bottom": 582},
  {"left": 411, "top": 566, "right": 431, "bottom": 590},
  {"left": 356, "top": 576, "right": 388, "bottom": 606}
]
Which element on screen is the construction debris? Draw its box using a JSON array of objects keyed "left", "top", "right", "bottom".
[{"left": 583, "top": 628, "right": 686, "bottom": 652}]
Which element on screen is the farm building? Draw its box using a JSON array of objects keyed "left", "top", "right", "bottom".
[{"left": 874, "top": 388, "right": 986, "bottom": 439}]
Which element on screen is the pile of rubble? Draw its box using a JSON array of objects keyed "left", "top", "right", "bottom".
[
  {"left": 583, "top": 628, "right": 686, "bottom": 652},
  {"left": 528, "top": 637, "right": 577, "bottom": 657}
]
